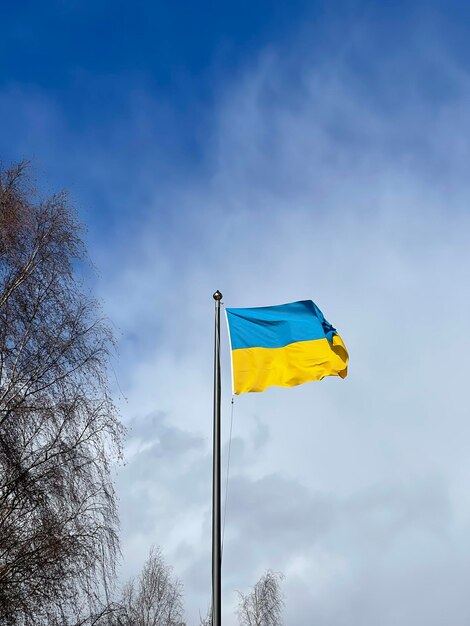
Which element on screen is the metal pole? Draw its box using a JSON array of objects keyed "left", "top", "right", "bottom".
[{"left": 212, "top": 290, "right": 223, "bottom": 626}]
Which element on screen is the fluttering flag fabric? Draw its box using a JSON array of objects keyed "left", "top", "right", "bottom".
[{"left": 225, "top": 300, "right": 348, "bottom": 394}]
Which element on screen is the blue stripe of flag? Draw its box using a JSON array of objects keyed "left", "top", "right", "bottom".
[{"left": 226, "top": 300, "right": 337, "bottom": 350}]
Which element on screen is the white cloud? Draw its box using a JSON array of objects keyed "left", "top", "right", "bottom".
[
  {"left": 91, "top": 39, "right": 470, "bottom": 624},
  {"left": 3, "top": 19, "right": 470, "bottom": 625}
]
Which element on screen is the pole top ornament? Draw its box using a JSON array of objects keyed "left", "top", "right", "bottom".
[{"left": 213, "top": 290, "right": 223, "bottom": 301}]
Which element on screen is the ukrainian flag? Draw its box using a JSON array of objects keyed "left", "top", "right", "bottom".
[{"left": 225, "top": 300, "right": 348, "bottom": 394}]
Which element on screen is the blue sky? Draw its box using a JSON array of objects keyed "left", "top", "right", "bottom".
[
  {"left": 3, "top": 2, "right": 470, "bottom": 625},
  {"left": 3, "top": 0, "right": 470, "bottom": 235}
]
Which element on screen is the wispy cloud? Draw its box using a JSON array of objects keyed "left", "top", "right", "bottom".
[
  {"left": 91, "top": 33, "right": 470, "bottom": 623},
  {"left": 2, "top": 13, "right": 470, "bottom": 624}
]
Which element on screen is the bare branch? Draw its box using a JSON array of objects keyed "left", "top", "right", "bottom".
[
  {"left": 117, "top": 546, "right": 186, "bottom": 626},
  {"left": 0, "top": 162, "right": 124, "bottom": 624},
  {"left": 237, "top": 571, "right": 284, "bottom": 626}
]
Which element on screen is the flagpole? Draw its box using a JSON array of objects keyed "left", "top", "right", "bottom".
[{"left": 212, "top": 290, "right": 223, "bottom": 626}]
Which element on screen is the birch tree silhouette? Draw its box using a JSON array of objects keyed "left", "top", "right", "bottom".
[
  {"left": 113, "top": 546, "right": 185, "bottom": 626},
  {"left": 237, "top": 571, "right": 284, "bottom": 626},
  {"left": 0, "top": 162, "right": 124, "bottom": 625}
]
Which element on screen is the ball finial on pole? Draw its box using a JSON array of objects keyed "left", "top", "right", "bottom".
[{"left": 213, "top": 290, "right": 223, "bottom": 301}]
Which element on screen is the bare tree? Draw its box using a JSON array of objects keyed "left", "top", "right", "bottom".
[
  {"left": 0, "top": 162, "right": 124, "bottom": 624},
  {"left": 198, "top": 608, "right": 212, "bottom": 626},
  {"left": 115, "top": 546, "right": 185, "bottom": 626},
  {"left": 237, "top": 571, "right": 284, "bottom": 626}
]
